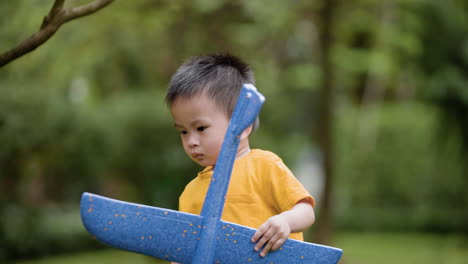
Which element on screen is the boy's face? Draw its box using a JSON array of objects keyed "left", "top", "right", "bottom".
[{"left": 170, "top": 93, "right": 230, "bottom": 167}]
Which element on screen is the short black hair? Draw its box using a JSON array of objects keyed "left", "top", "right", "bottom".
[{"left": 166, "top": 53, "right": 259, "bottom": 130}]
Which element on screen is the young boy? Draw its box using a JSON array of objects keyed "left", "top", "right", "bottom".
[{"left": 165, "top": 54, "right": 315, "bottom": 258}]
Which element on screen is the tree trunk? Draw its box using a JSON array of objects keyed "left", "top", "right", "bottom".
[{"left": 314, "top": 0, "right": 338, "bottom": 245}]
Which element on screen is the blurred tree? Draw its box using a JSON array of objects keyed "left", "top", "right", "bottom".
[
  {"left": 418, "top": 0, "right": 468, "bottom": 234},
  {"left": 0, "top": 0, "right": 114, "bottom": 67},
  {"left": 332, "top": 0, "right": 468, "bottom": 234}
]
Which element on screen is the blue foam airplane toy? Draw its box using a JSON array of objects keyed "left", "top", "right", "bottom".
[{"left": 80, "top": 84, "right": 343, "bottom": 264}]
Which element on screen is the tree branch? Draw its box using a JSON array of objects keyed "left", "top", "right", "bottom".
[
  {"left": 0, "top": 0, "right": 115, "bottom": 68},
  {"left": 41, "top": 0, "right": 65, "bottom": 29},
  {"left": 65, "top": 0, "right": 114, "bottom": 22}
]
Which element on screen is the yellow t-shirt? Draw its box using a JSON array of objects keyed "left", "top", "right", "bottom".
[{"left": 179, "top": 149, "right": 315, "bottom": 241}]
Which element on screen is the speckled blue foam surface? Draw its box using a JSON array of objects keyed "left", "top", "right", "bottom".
[{"left": 81, "top": 193, "right": 343, "bottom": 264}]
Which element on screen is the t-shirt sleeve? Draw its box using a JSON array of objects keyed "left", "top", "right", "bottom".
[{"left": 265, "top": 158, "right": 315, "bottom": 212}]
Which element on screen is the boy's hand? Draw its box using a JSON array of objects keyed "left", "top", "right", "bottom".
[
  {"left": 250, "top": 201, "right": 315, "bottom": 257},
  {"left": 251, "top": 214, "right": 291, "bottom": 257}
]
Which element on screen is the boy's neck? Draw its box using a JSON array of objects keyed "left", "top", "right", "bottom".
[
  {"left": 208, "top": 145, "right": 250, "bottom": 172},
  {"left": 236, "top": 146, "right": 251, "bottom": 160},
  {"left": 236, "top": 138, "right": 251, "bottom": 159}
]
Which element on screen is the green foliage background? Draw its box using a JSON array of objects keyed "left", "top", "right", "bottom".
[{"left": 1, "top": 0, "right": 467, "bottom": 261}]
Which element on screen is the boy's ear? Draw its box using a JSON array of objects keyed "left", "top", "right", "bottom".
[{"left": 240, "top": 125, "right": 253, "bottom": 140}]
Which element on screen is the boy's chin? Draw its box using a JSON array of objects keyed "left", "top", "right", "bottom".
[{"left": 193, "top": 159, "right": 214, "bottom": 168}]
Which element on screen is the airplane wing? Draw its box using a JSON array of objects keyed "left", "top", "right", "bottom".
[
  {"left": 81, "top": 192, "right": 343, "bottom": 264},
  {"left": 81, "top": 192, "right": 200, "bottom": 264}
]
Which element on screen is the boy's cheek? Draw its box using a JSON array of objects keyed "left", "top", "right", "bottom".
[{"left": 181, "top": 144, "right": 190, "bottom": 156}]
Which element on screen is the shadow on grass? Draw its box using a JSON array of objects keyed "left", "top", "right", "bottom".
[{"left": 10, "top": 249, "right": 169, "bottom": 264}]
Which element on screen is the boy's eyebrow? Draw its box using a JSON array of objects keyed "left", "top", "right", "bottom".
[
  {"left": 174, "top": 123, "right": 184, "bottom": 129},
  {"left": 174, "top": 120, "right": 207, "bottom": 129}
]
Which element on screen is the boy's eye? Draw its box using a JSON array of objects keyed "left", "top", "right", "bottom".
[
  {"left": 180, "top": 130, "right": 187, "bottom": 135},
  {"left": 197, "top": 126, "right": 207, "bottom": 132}
]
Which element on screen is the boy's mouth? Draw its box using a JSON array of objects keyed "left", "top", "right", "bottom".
[{"left": 192, "top": 153, "right": 203, "bottom": 159}]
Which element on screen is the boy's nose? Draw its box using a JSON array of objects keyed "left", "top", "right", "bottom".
[{"left": 187, "top": 134, "right": 199, "bottom": 148}]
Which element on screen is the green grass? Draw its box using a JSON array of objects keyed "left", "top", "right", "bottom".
[
  {"left": 10, "top": 232, "right": 468, "bottom": 264},
  {"left": 334, "top": 232, "right": 468, "bottom": 264}
]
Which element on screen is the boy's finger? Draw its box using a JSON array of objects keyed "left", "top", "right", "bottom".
[
  {"left": 260, "top": 233, "right": 281, "bottom": 257},
  {"left": 254, "top": 227, "right": 275, "bottom": 252},
  {"left": 271, "top": 238, "right": 286, "bottom": 251},
  {"left": 254, "top": 234, "right": 269, "bottom": 252},
  {"left": 260, "top": 241, "right": 274, "bottom": 257},
  {"left": 251, "top": 224, "right": 268, "bottom": 243}
]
